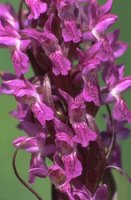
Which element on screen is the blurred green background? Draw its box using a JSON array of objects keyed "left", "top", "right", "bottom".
[{"left": 0, "top": 0, "right": 131, "bottom": 199}]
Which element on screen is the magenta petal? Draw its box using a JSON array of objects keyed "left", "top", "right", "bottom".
[
  {"left": 109, "top": 144, "right": 122, "bottom": 168},
  {"left": 102, "top": 64, "right": 119, "bottom": 88},
  {"left": 101, "top": 91, "right": 115, "bottom": 104},
  {"left": 3, "top": 79, "right": 27, "bottom": 96},
  {"left": 12, "top": 49, "right": 29, "bottom": 77},
  {"left": 114, "top": 41, "right": 128, "bottom": 58},
  {"left": 19, "top": 120, "right": 43, "bottom": 137},
  {"left": 13, "top": 136, "right": 38, "bottom": 153},
  {"left": 73, "top": 122, "right": 97, "bottom": 147},
  {"left": 107, "top": 29, "right": 120, "bottom": 45},
  {"left": 25, "top": 0, "right": 47, "bottom": 20},
  {"left": 86, "top": 42, "right": 102, "bottom": 60},
  {"left": 0, "top": 21, "right": 19, "bottom": 46},
  {"left": 21, "top": 28, "right": 43, "bottom": 41},
  {"left": 113, "top": 99, "right": 131, "bottom": 123},
  {"left": 94, "top": 14, "right": 118, "bottom": 34},
  {"left": 50, "top": 51, "right": 71, "bottom": 76},
  {"left": 0, "top": 3, "right": 17, "bottom": 28},
  {"left": 31, "top": 102, "right": 54, "bottom": 125},
  {"left": 48, "top": 165, "right": 66, "bottom": 186},
  {"left": 62, "top": 19, "right": 82, "bottom": 43},
  {"left": 93, "top": 185, "right": 108, "bottom": 200},
  {"left": 55, "top": 132, "right": 74, "bottom": 154},
  {"left": 82, "top": 71, "right": 100, "bottom": 106},
  {"left": 112, "top": 77, "right": 131, "bottom": 95},
  {"left": 16, "top": 88, "right": 36, "bottom": 104},
  {"left": 99, "top": 0, "right": 113, "bottom": 15},
  {"left": 10, "top": 103, "right": 29, "bottom": 120},
  {"left": 62, "top": 152, "right": 82, "bottom": 181},
  {"left": 73, "top": 188, "right": 91, "bottom": 200},
  {"left": 29, "top": 154, "right": 48, "bottom": 183},
  {"left": 58, "top": 183, "right": 74, "bottom": 200},
  {"left": 0, "top": 72, "right": 16, "bottom": 94},
  {"left": 118, "top": 65, "right": 125, "bottom": 80},
  {"left": 3, "top": 79, "right": 25, "bottom": 90}
]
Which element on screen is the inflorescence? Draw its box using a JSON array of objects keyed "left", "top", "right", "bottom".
[{"left": 0, "top": 0, "right": 131, "bottom": 199}]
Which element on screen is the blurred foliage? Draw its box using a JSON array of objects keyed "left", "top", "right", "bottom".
[{"left": 0, "top": 0, "right": 131, "bottom": 199}]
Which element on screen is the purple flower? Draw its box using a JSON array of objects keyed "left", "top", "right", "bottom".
[
  {"left": 106, "top": 29, "right": 128, "bottom": 58},
  {"left": 11, "top": 48, "right": 29, "bottom": 76},
  {"left": 73, "top": 122, "right": 97, "bottom": 147},
  {"left": 22, "top": 15, "right": 71, "bottom": 75},
  {"left": 0, "top": 3, "right": 18, "bottom": 28},
  {"left": 62, "top": 19, "right": 82, "bottom": 43},
  {"left": 83, "top": 0, "right": 117, "bottom": 41},
  {"left": 102, "top": 63, "right": 131, "bottom": 122},
  {"left": 62, "top": 152, "right": 82, "bottom": 181},
  {"left": 59, "top": 89, "right": 97, "bottom": 147},
  {"left": 13, "top": 133, "right": 55, "bottom": 183},
  {"left": 29, "top": 154, "right": 48, "bottom": 183},
  {"left": 72, "top": 184, "right": 108, "bottom": 200},
  {"left": 13, "top": 136, "right": 39, "bottom": 153},
  {"left": 0, "top": 12, "right": 30, "bottom": 76},
  {"left": 4, "top": 78, "right": 54, "bottom": 125},
  {"left": 113, "top": 99, "right": 131, "bottom": 123},
  {"left": 49, "top": 165, "right": 66, "bottom": 186},
  {"left": 49, "top": 152, "right": 82, "bottom": 189},
  {"left": 92, "top": 185, "right": 108, "bottom": 200},
  {"left": 55, "top": 0, "right": 82, "bottom": 43},
  {"left": 25, "top": 0, "right": 47, "bottom": 20},
  {"left": 82, "top": 70, "right": 100, "bottom": 106},
  {"left": 54, "top": 117, "right": 76, "bottom": 154},
  {"left": 0, "top": 21, "right": 19, "bottom": 46},
  {"left": 50, "top": 50, "right": 71, "bottom": 75}
]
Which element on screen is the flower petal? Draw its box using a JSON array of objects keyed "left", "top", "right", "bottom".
[
  {"left": 62, "top": 19, "right": 82, "bottom": 43},
  {"left": 29, "top": 154, "right": 48, "bottom": 183},
  {"left": 25, "top": 0, "right": 47, "bottom": 20},
  {"left": 93, "top": 185, "right": 108, "bottom": 200},
  {"left": 83, "top": 71, "right": 100, "bottom": 106},
  {"left": 62, "top": 152, "right": 82, "bottom": 181},
  {"left": 31, "top": 102, "right": 54, "bottom": 125},
  {"left": 99, "top": 0, "right": 113, "bottom": 15},
  {"left": 113, "top": 99, "right": 131, "bottom": 123},
  {"left": 50, "top": 50, "right": 71, "bottom": 76},
  {"left": 94, "top": 14, "right": 118, "bottom": 34},
  {"left": 73, "top": 122, "right": 97, "bottom": 147},
  {"left": 55, "top": 132, "right": 74, "bottom": 154},
  {"left": 48, "top": 165, "right": 66, "bottom": 186},
  {"left": 13, "top": 136, "right": 39, "bottom": 153},
  {"left": 12, "top": 49, "right": 29, "bottom": 77}
]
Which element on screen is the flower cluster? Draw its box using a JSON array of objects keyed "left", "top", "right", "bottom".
[{"left": 0, "top": 0, "right": 131, "bottom": 199}]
